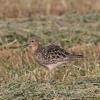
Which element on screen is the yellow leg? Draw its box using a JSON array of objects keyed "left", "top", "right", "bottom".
[
  {"left": 62, "top": 68, "right": 69, "bottom": 82},
  {"left": 44, "top": 69, "right": 49, "bottom": 80}
]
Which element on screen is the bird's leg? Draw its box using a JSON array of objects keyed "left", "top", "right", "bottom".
[
  {"left": 44, "top": 69, "right": 49, "bottom": 80},
  {"left": 44, "top": 68, "right": 54, "bottom": 80},
  {"left": 62, "top": 68, "right": 69, "bottom": 82},
  {"left": 49, "top": 70, "right": 53, "bottom": 80},
  {"left": 44, "top": 69, "right": 52, "bottom": 80}
]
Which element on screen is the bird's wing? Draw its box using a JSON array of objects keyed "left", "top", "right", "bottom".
[
  {"left": 46, "top": 45, "right": 83, "bottom": 62},
  {"left": 45, "top": 45, "right": 71, "bottom": 63},
  {"left": 35, "top": 45, "right": 83, "bottom": 65}
]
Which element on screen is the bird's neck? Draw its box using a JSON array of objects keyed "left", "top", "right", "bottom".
[{"left": 31, "top": 45, "right": 38, "bottom": 54}]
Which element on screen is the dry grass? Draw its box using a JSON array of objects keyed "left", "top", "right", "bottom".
[
  {"left": 0, "top": 0, "right": 100, "bottom": 18},
  {"left": 0, "top": 13, "right": 100, "bottom": 99},
  {"left": 0, "top": 0, "right": 100, "bottom": 99},
  {"left": 0, "top": 43, "right": 99, "bottom": 82}
]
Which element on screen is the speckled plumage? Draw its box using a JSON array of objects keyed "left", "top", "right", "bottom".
[{"left": 26, "top": 36, "right": 83, "bottom": 70}]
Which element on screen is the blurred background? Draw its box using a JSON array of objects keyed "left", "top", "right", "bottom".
[{"left": 0, "top": 0, "right": 100, "bottom": 18}]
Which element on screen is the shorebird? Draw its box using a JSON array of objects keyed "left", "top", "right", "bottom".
[{"left": 24, "top": 36, "right": 83, "bottom": 71}]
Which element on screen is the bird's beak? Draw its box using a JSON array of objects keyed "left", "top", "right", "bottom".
[{"left": 23, "top": 44, "right": 29, "bottom": 48}]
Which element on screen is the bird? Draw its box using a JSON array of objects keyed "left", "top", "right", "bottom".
[{"left": 24, "top": 36, "right": 83, "bottom": 71}]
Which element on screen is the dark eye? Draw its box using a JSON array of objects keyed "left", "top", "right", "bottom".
[{"left": 31, "top": 40, "right": 34, "bottom": 42}]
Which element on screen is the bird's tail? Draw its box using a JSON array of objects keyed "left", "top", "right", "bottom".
[{"left": 68, "top": 54, "right": 84, "bottom": 60}]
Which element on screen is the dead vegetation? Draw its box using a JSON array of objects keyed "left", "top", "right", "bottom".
[{"left": 0, "top": 0, "right": 100, "bottom": 18}]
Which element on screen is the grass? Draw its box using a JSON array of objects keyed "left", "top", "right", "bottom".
[
  {"left": 0, "top": 77, "right": 100, "bottom": 100},
  {"left": 0, "top": 13, "right": 100, "bottom": 99}
]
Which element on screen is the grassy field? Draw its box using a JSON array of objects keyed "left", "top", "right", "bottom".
[{"left": 0, "top": 13, "right": 100, "bottom": 99}]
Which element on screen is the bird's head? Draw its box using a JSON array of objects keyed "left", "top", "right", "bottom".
[{"left": 24, "top": 36, "right": 38, "bottom": 53}]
